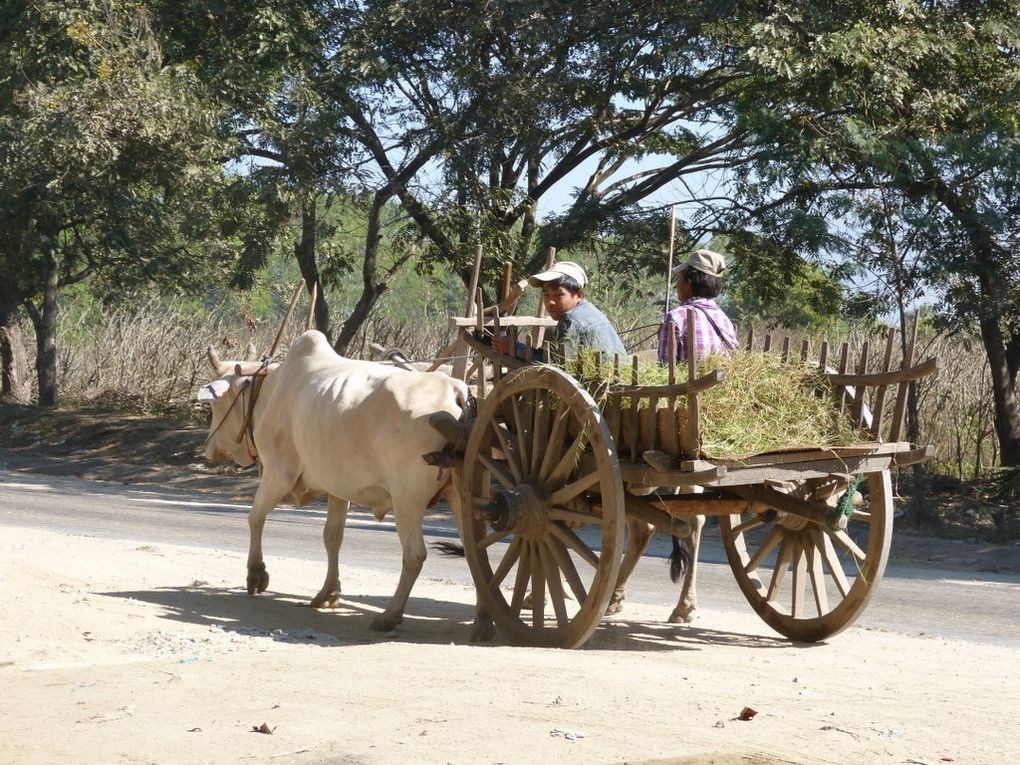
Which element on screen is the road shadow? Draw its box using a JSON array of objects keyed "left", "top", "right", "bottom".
[{"left": 99, "top": 585, "right": 801, "bottom": 652}]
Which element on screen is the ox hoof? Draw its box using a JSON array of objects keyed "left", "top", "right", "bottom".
[
  {"left": 310, "top": 591, "right": 342, "bottom": 612},
  {"left": 370, "top": 614, "right": 402, "bottom": 632},
  {"left": 604, "top": 599, "right": 624, "bottom": 617},
  {"left": 469, "top": 618, "right": 496, "bottom": 643},
  {"left": 246, "top": 565, "right": 270, "bottom": 595},
  {"left": 667, "top": 608, "right": 696, "bottom": 624},
  {"left": 310, "top": 590, "right": 342, "bottom": 609}
]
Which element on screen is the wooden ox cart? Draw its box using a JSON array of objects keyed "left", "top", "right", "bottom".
[{"left": 432, "top": 304, "right": 936, "bottom": 649}]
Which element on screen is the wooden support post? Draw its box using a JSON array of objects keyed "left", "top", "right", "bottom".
[
  {"left": 452, "top": 241, "right": 485, "bottom": 381},
  {"left": 686, "top": 308, "right": 700, "bottom": 458}
]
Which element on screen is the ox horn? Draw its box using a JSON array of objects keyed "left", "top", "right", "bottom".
[
  {"left": 305, "top": 281, "right": 318, "bottom": 331},
  {"left": 207, "top": 345, "right": 223, "bottom": 372},
  {"left": 243, "top": 341, "right": 258, "bottom": 361}
]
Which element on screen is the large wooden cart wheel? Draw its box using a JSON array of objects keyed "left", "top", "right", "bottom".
[
  {"left": 459, "top": 365, "right": 625, "bottom": 648},
  {"left": 719, "top": 470, "right": 893, "bottom": 642}
]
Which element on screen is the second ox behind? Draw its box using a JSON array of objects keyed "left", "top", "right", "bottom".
[{"left": 198, "top": 329, "right": 482, "bottom": 634}]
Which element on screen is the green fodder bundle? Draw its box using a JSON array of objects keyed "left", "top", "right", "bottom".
[{"left": 559, "top": 349, "right": 863, "bottom": 458}]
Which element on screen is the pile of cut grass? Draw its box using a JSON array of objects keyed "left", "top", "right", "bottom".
[{"left": 558, "top": 349, "right": 863, "bottom": 458}]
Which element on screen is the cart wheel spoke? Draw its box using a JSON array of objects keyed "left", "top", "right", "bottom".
[
  {"left": 550, "top": 521, "right": 600, "bottom": 569},
  {"left": 815, "top": 527, "right": 851, "bottom": 597},
  {"left": 732, "top": 514, "right": 765, "bottom": 536},
  {"left": 719, "top": 470, "right": 893, "bottom": 642},
  {"left": 539, "top": 542, "right": 570, "bottom": 628},
  {"left": 831, "top": 529, "right": 867, "bottom": 564},
  {"left": 766, "top": 537, "right": 795, "bottom": 603},
  {"left": 478, "top": 453, "right": 516, "bottom": 490},
  {"left": 746, "top": 525, "right": 784, "bottom": 573},
  {"left": 547, "top": 429, "right": 589, "bottom": 486},
  {"left": 549, "top": 537, "right": 588, "bottom": 604},
  {"left": 509, "top": 543, "right": 533, "bottom": 617},
  {"left": 480, "top": 527, "right": 511, "bottom": 549},
  {"left": 790, "top": 540, "right": 808, "bottom": 618},
  {"left": 805, "top": 537, "right": 829, "bottom": 615},
  {"left": 531, "top": 390, "right": 551, "bottom": 477},
  {"left": 530, "top": 543, "right": 546, "bottom": 629},
  {"left": 487, "top": 536, "right": 523, "bottom": 589},
  {"left": 548, "top": 471, "right": 601, "bottom": 506},
  {"left": 538, "top": 408, "right": 571, "bottom": 480},
  {"left": 510, "top": 396, "right": 531, "bottom": 474},
  {"left": 492, "top": 421, "right": 525, "bottom": 483}
]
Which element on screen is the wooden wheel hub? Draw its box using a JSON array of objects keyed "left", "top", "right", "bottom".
[{"left": 476, "top": 484, "right": 549, "bottom": 538}]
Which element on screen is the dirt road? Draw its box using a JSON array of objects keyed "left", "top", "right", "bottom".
[{"left": 1, "top": 519, "right": 1017, "bottom": 765}]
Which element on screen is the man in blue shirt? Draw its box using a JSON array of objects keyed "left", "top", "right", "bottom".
[{"left": 493, "top": 261, "right": 626, "bottom": 361}]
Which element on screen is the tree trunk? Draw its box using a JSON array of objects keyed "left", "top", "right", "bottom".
[
  {"left": 978, "top": 314, "right": 1020, "bottom": 466},
  {"left": 0, "top": 309, "right": 31, "bottom": 403},
  {"left": 25, "top": 248, "right": 60, "bottom": 407},
  {"left": 293, "top": 195, "right": 332, "bottom": 341},
  {"left": 334, "top": 191, "right": 389, "bottom": 356}
]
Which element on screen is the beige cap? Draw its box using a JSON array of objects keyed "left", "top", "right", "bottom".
[
  {"left": 527, "top": 260, "right": 588, "bottom": 288},
  {"left": 677, "top": 248, "right": 726, "bottom": 277}
]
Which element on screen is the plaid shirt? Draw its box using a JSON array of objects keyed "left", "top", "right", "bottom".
[{"left": 657, "top": 299, "right": 738, "bottom": 363}]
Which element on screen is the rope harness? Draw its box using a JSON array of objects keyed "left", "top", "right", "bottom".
[{"left": 202, "top": 358, "right": 273, "bottom": 464}]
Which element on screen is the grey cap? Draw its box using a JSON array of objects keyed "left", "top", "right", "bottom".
[{"left": 676, "top": 249, "right": 726, "bottom": 277}]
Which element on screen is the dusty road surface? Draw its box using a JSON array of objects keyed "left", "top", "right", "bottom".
[{"left": 2, "top": 511, "right": 1018, "bottom": 765}]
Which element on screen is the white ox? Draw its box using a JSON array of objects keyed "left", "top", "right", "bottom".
[{"left": 198, "top": 330, "right": 473, "bottom": 633}]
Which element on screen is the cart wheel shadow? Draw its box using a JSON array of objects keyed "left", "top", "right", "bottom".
[
  {"left": 588, "top": 618, "right": 815, "bottom": 651},
  {"left": 99, "top": 586, "right": 811, "bottom": 651}
]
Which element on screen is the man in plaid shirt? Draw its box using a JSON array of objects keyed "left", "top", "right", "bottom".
[{"left": 658, "top": 249, "right": 738, "bottom": 363}]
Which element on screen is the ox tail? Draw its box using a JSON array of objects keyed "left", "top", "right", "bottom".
[
  {"left": 668, "top": 534, "right": 691, "bottom": 584},
  {"left": 430, "top": 540, "right": 466, "bottom": 557}
]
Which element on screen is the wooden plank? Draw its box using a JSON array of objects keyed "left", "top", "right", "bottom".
[
  {"left": 613, "top": 458, "right": 726, "bottom": 487},
  {"left": 826, "top": 357, "right": 938, "bottom": 387},
  {"left": 611, "top": 368, "right": 726, "bottom": 398},
  {"left": 869, "top": 327, "right": 897, "bottom": 440},
  {"left": 850, "top": 340, "right": 869, "bottom": 428},
  {"left": 890, "top": 314, "right": 920, "bottom": 442},
  {"left": 711, "top": 454, "right": 898, "bottom": 487},
  {"left": 700, "top": 442, "right": 910, "bottom": 468},
  {"left": 837, "top": 341, "right": 851, "bottom": 415},
  {"left": 450, "top": 316, "right": 558, "bottom": 328}
]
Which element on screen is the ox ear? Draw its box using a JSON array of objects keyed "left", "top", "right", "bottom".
[{"left": 196, "top": 379, "right": 231, "bottom": 402}]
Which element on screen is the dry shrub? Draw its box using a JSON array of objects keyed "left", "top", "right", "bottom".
[{"left": 23, "top": 295, "right": 1002, "bottom": 477}]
